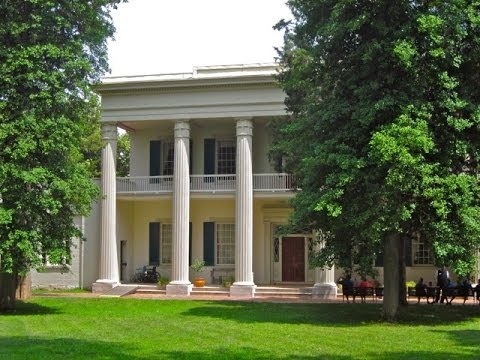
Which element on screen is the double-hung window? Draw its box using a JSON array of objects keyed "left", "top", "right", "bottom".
[
  {"left": 162, "top": 142, "right": 174, "bottom": 176},
  {"left": 216, "top": 223, "right": 235, "bottom": 265},
  {"left": 217, "top": 140, "right": 236, "bottom": 174},
  {"left": 160, "top": 224, "right": 172, "bottom": 265},
  {"left": 412, "top": 237, "right": 433, "bottom": 265}
]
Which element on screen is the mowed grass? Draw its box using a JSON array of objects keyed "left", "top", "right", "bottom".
[{"left": 0, "top": 297, "right": 479, "bottom": 360}]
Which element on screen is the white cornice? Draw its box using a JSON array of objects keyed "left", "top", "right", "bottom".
[{"left": 96, "top": 63, "right": 279, "bottom": 94}]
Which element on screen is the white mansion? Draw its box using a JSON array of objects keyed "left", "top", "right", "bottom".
[{"left": 32, "top": 64, "right": 476, "bottom": 296}]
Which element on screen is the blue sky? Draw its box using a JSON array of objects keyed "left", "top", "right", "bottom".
[{"left": 107, "top": 0, "right": 292, "bottom": 76}]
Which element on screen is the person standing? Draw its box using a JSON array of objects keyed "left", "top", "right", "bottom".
[{"left": 435, "top": 266, "right": 449, "bottom": 303}]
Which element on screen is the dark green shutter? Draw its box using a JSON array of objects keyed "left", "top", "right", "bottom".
[
  {"left": 149, "top": 222, "right": 160, "bottom": 266},
  {"left": 204, "top": 139, "right": 215, "bottom": 174},
  {"left": 189, "top": 222, "right": 192, "bottom": 266},
  {"left": 203, "top": 222, "right": 215, "bottom": 266},
  {"left": 150, "top": 140, "right": 161, "bottom": 176},
  {"left": 405, "top": 237, "right": 412, "bottom": 267}
]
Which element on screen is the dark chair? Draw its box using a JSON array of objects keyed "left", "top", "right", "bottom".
[
  {"left": 415, "top": 286, "right": 427, "bottom": 303},
  {"left": 426, "top": 287, "right": 437, "bottom": 304},
  {"left": 342, "top": 285, "right": 355, "bottom": 303},
  {"left": 374, "top": 287, "right": 384, "bottom": 302}
]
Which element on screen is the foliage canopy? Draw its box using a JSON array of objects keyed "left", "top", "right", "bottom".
[
  {"left": 0, "top": 0, "right": 123, "bottom": 276},
  {"left": 274, "top": 0, "right": 480, "bottom": 278}
]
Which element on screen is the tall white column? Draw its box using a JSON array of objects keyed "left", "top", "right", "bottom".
[
  {"left": 92, "top": 123, "right": 119, "bottom": 293},
  {"left": 231, "top": 118, "right": 256, "bottom": 297},
  {"left": 166, "top": 120, "right": 192, "bottom": 296},
  {"left": 312, "top": 235, "right": 337, "bottom": 299}
]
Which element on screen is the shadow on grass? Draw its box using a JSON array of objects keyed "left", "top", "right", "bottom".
[
  {"left": 435, "top": 329, "right": 480, "bottom": 349},
  {"left": 182, "top": 301, "right": 480, "bottom": 326},
  {"left": 1, "top": 337, "right": 476, "bottom": 360},
  {"left": 159, "top": 348, "right": 353, "bottom": 360},
  {"left": 0, "top": 301, "right": 61, "bottom": 316},
  {"left": 0, "top": 336, "right": 143, "bottom": 360}
]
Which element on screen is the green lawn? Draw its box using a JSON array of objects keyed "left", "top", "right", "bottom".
[{"left": 0, "top": 297, "right": 479, "bottom": 359}]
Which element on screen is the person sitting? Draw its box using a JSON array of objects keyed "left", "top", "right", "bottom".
[
  {"left": 457, "top": 277, "right": 472, "bottom": 305},
  {"left": 415, "top": 277, "right": 427, "bottom": 304},
  {"left": 358, "top": 277, "right": 370, "bottom": 303},
  {"left": 444, "top": 280, "right": 457, "bottom": 305},
  {"left": 340, "top": 275, "right": 355, "bottom": 303}
]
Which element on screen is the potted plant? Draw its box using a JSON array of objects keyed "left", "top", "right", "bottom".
[
  {"left": 157, "top": 277, "right": 169, "bottom": 289},
  {"left": 191, "top": 259, "right": 206, "bottom": 287},
  {"left": 222, "top": 276, "right": 234, "bottom": 288}
]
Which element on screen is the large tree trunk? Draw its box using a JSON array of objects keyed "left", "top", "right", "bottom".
[
  {"left": 383, "top": 233, "right": 400, "bottom": 321},
  {"left": 0, "top": 272, "right": 17, "bottom": 311},
  {"left": 398, "top": 236, "right": 407, "bottom": 306},
  {"left": 16, "top": 273, "right": 31, "bottom": 300}
]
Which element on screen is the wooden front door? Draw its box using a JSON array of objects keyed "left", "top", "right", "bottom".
[{"left": 282, "top": 237, "right": 305, "bottom": 282}]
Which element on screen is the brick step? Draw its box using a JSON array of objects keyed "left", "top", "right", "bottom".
[{"left": 256, "top": 286, "right": 313, "bottom": 295}]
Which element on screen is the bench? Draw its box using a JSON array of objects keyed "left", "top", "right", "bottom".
[
  {"left": 211, "top": 268, "right": 234, "bottom": 284},
  {"left": 342, "top": 287, "right": 377, "bottom": 303}
]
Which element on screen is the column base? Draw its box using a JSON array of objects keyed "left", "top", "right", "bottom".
[
  {"left": 92, "top": 280, "right": 118, "bottom": 293},
  {"left": 166, "top": 283, "right": 192, "bottom": 296},
  {"left": 312, "top": 283, "right": 337, "bottom": 299},
  {"left": 230, "top": 283, "right": 256, "bottom": 298}
]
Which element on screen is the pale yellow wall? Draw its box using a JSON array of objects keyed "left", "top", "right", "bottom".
[
  {"left": 117, "top": 200, "right": 134, "bottom": 280},
  {"left": 190, "top": 198, "right": 235, "bottom": 259},
  {"left": 131, "top": 199, "right": 172, "bottom": 276}
]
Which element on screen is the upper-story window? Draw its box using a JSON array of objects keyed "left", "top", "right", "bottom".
[
  {"left": 217, "top": 140, "right": 236, "bottom": 174},
  {"left": 162, "top": 142, "right": 174, "bottom": 176},
  {"left": 150, "top": 140, "right": 174, "bottom": 176},
  {"left": 204, "top": 138, "right": 236, "bottom": 175}
]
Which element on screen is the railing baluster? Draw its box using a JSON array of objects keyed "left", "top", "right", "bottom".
[{"left": 116, "top": 173, "right": 294, "bottom": 194}]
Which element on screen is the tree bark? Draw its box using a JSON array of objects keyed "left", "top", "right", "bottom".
[
  {"left": 16, "top": 273, "right": 31, "bottom": 300},
  {"left": 398, "top": 236, "right": 407, "bottom": 306},
  {"left": 383, "top": 233, "right": 400, "bottom": 321},
  {"left": 0, "top": 272, "right": 17, "bottom": 311}
]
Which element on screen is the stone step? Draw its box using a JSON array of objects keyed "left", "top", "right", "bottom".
[
  {"left": 132, "top": 284, "right": 315, "bottom": 297},
  {"left": 256, "top": 286, "right": 313, "bottom": 295},
  {"left": 101, "top": 285, "right": 138, "bottom": 298}
]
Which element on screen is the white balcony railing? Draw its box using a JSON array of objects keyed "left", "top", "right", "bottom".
[
  {"left": 117, "top": 176, "right": 173, "bottom": 193},
  {"left": 190, "top": 174, "right": 236, "bottom": 192},
  {"left": 116, "top": 173, "right": 293, "bottom": 195}
]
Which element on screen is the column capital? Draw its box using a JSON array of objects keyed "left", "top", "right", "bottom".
[
  {"left": 101, "top": 123, "right": 117, "bottom": 141},
  {"left": 174, "top": 120, "right": 190, "bottom": 139},
  {"left": 236, "top": 118, "right": 253, "bottom": 137}
]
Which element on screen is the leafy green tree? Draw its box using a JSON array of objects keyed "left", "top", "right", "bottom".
[
  {"left": 117, "top": 132, "right": 130, "bottom": 177},
  {"left": 0, "top": 0, "right": 124, "bottom": 311},
  {"left": 274, "top": 0, "right": 480, "bottom": 320}
]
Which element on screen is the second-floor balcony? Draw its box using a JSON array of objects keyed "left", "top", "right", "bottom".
[{"left": 116, "top": 173, "right": 294, "bottom": 196}]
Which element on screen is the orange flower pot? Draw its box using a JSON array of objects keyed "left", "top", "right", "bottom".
[{"left": 194, "top": 278, "right": 206, "bottom": 287}]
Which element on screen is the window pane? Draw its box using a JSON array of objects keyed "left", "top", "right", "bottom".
[
  {"left": 216, "top": 223, "right": 235, "bottom": 265},
  {"left": 217, "top": 140, "right": 235, "bottom": 174},
  {"left": 412, "top": 237, "right": 433, "bottom": 265},
  {"left": 161, "top": 224, "right": 172, "bottom": 264},
  {"left": 163, "top": 142, "right": 174, "bottom": 176}
]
